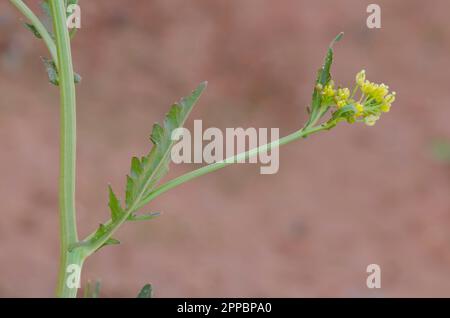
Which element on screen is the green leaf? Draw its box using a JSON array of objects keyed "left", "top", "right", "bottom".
[
  {"left": 307, "top": 33, "right": 344, "bottom": 126},
  {"left": 84, "top": 224, "right": 120, "bottom": 252},
  {"left": 137, "top": 284, "right": 153, "bottom": 298},
  {"left": 128, "top": 212, "right": 161, "bottom": 222},
  {"left": 24, "top": 23, "right": 42, "bottom": 39},
  {"left": 41, "top": 57, "right": 82, "bottom": 85},
  {"left": 90, "top": 224, "right": 109, "bottom": 245},
  {"left": 41, "top": 57, "right": 59, "bottom": 85},
  {"left": 108, "top": 186, "right": 125, "bottom": 222},
  {"left": 318, "top": 32, "right": 343, "bottom": 86},
  {"left": 125, "top": 82, "right": 207, "bottom": 211}
]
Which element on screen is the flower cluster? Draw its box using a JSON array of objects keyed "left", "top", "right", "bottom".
[{"left": 319, "top": 70, "right": 395, "bottom": 126}]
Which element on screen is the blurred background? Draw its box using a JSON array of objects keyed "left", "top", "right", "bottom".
[{"left": 0, "top": 0, "right": 450, "bottom": 297}]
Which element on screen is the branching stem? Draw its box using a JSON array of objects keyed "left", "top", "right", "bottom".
[{"left": 79, "top": 122, "right": 332, "bottom": 256}]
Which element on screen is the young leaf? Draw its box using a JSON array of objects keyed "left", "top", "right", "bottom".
[
  {"left": 137, "top": 284, "right": 153, "bottom": 298},
  {"left": 41, "top": 57, "right": 59, "bottom": 85},
  {"left": 41, "top": 58, "right": 82, "bottom": 85},
  {"left": 124, "top": 82, "right": 207, "bottom": 211},
  {"left": 318, "top": 32, "right": 343, "bottom": 86},
  {"left": 307, "top": 32, "right": 344, "bottom": 127},
  {"left": 24, "top": 23, "right": 42, "bottom": 39}
]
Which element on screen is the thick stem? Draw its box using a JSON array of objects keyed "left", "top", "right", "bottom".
[{"left": 49, "top": 0, "right": 80, "bottom": 298}]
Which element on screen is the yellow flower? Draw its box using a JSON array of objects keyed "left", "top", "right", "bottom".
[
  {"left": 326, "top": 70, "right": 395, "bottom": 127},
  {"left": 380, "top": 103, "right": 391, "bottom": 113},
  {"left": 337, "top": 88, "right": 350, "bottom": 100},
  {"left": 361, "top": 80, "right": 376, "bottom": 95},
  {"left": 355, "top": 103, "right": 364, "bottom": 115},
  {"left": 384, "top": 92, "right": 396, "bottom": 104},
  {"left": 380, "top": 92, "right": 396, "bottom": 112},
  {"left": 336, "top": 100, "right": 346, "bottom": 108},
  {"left": 373, "top": 83, "right": 389, "bottom": 102},
  {"left": 356, "top": 70, "right": 366, "bottom": 86},
  {"left": 364, "top": 114, "right": 380, "bottom": 126},
  {"left": 322, "top": 81, "right": 335, "bottom": 98}
]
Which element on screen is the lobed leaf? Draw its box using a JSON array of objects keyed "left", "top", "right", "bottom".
[
  {"left": 83, "top": 82, "right": 206, "bottom": 253},
  {"left": 124, "top": 82, "right": 207, "bottom": 211},
  {"left": 86, "top": 83, "right": 205, "bottom": 252}
]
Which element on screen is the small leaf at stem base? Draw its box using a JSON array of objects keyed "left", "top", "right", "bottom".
[{"left": 137, "top": 284, "right": 153, "bottom": 298}]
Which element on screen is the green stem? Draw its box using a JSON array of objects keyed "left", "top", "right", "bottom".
[
  {"left": 9, "top": 0, "right": 58, "bottom": 64},
  {"left": 137, "top": 123, "right": 330, "bottom": 209},
  {"left": 49, "top": 0, "right": 80, "bottom": 298},
  {"left": 80, "top": 122, "right": 332, "bottom": 256}
]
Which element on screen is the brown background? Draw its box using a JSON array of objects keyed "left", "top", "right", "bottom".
[{"left": 0, "top": 0, "right": 449, "bottom": 297}]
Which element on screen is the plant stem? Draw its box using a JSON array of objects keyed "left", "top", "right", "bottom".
[
  {"left": 9, "top": 0, "right": 58, "bottom": 64},
  {"left": 80, "top": 122, "right": 331, "bottom": 255},
  {"left": 49, "top": 0, "right": 80, "bottom": 298},
  {"left": 137, "top": 123, "right": 330, "bottom": 209}
]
